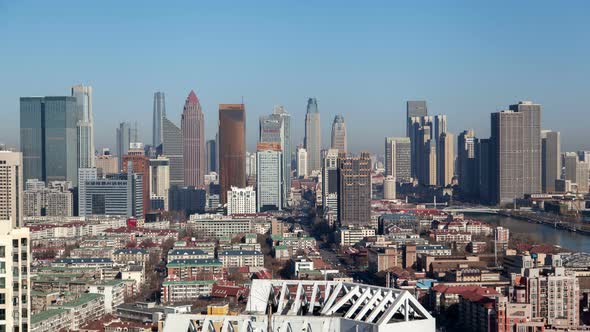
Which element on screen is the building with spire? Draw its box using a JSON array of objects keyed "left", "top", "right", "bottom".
[
  {"left": 181, "top": 90, "right": 205, "bottom": 187},
  {"left": 331, "top": 114, "right": 347, "bottom": 153},
  {"left": 305, "top": 98, "right": 321, "bottom": 174},
  {"left": 152, "top": 91, "right": 166, "bottom": 148}
]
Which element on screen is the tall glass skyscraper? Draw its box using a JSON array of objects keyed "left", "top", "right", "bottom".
[
  {"left": 20, "top": 96, "right": 79, "bottom": 185},
  {"left": 219, "top": 104, "right": 246, "bottom": 205},
  {"left": 162, "top": 117, "right": 184, "bottom": 187},
  {"left": 330, "top": 114, "right": 347, "bottom": 153},
  {"left": 152, "top": 91, "right": 166, "bottom": 148},
  {"left": 72, "top": 85, "right": 95, "bottom": 169},
  {"left": 116, "top": 122, "right": 137, "bottom": 172},
  {"left": 304, "top": 98, "right": 321, "bottom": 174}
]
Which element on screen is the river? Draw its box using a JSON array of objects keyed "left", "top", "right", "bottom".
[{"left": 466, "top": 213, "right": 590, "bottom": 254}]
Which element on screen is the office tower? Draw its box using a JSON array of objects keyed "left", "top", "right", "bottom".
[
  {"left": 23, "top": 182, "right": 73, "bottom": 217},
  {"left": 79, "top": 171, "right": 143, "bottom": 217},
  {"left": 219, "top": 104, "right": 246, "bottom": 205},
  {"left": 72, "top": 85, "right": 95, "bottom": 169},
  {"left": 383, "top": 176, "right": 396, "bottom": 200},
  {"left": 478, "top": 138, "right": 494, "bottom": 203},
  {"left": 227, "top": 186, "right": 256, "bottom": 215},
  {"left": 182, "top": 90, "right": 205, "bottom": 188},
  {"left": 272, "top": 105, "right": 292, "bottom": 199},
  {"left": 20, "top": 96, "right": 79, "bottom": 184},
  {"left": 123, "top": 144, "right": 151, "bottom": 215},
  {"left": 0, "top": 151, "right": 23, "bottom": 228},
  {"left": 149, "top": 157, "right": 170, "bottom": 210},
  {"left": 563, "top": 152, "right": 589, "bottom": 193},
  {"left": 78, "top": 168, "right": 98, "bottom": 216},
  {"left": 424, "top": 140, "right": 437, "bottom": 186},
  {"left": 322, "top": 149, "right": 339, "bottom": 211},
  {"left": 491, "top": 101, "right": 541, "bottom": 205},
  {"left": 406, "top": 100, "right": 427, "bottom": 136},
  {"left": 152, "top": 91, "right": 166, "bottom": 148},
  {"left": 457, "top": 129, "right": 479, "bottom": 196},
  {"left": 541, "top": 131, "right": 561, "bottom": 193},
  {"left": 116, "top": 122, "right": 138, "bottom": 171},
  {"left": 409, "top": 114, "right": 447, "bottom": 184},
  {"left": 246, "top": 152, "right": 257, "bottom": 178},
  {"left": 95, "top": 153, "right": 119, "bottom": 176},
  {"left": 384, "top": 137, "right": 411, "bottom": 182},
  {"left": 0, "top": 223, "right": 30, "bottom": 332},
  {"left": 331, "top": 114, "right": 347, "bottom": 153},
  {"left": 256, "top": 142, "right": 282, "bottom": 212},
  {"left": 162, "top": 116, "right": 184, "bottom": 187},
  {"left": 206, "top": 139, "right": 217, "bottom": 174},
  {"left": 437, "top": 132, "right": 455, "bottom": 186},
  {"left": 296, "top": 147, "right": 308, "bottom": 178},
  {"left": 168, "top": 186, "right": 207, "bottom": 216},
  {"left": 259, "top": 106, "right": 292, "bottom": 207},
  {"left": 578, "top": 151, "right": 590, "bottom": 162},
  {"left": 304, "top": 98, "right": 321, "bottom": 173},
  {"left": 337, "top": 152, "right": 371, "bottom": 226}
]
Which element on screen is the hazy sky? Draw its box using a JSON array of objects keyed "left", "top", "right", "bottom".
[{"left": 1, "top": 1, "right": 589, "bottom": 154}]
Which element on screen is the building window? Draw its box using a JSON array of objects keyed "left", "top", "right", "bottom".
[
  {"left": 0, "top": 294, "right": 4, "bottom": 305},
  {"left": 0, "top": 309, "right": 5, "bottom": 320},
  {"left": 0, "top": 247, "right": 4, "bottom": 257},
  {"left": 0, "top": 278, "right": 4, "bottom": 288}
]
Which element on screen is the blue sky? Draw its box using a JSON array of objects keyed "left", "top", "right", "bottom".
[{"left": 1, "top": 0, "right": 589, "bottom": 153}]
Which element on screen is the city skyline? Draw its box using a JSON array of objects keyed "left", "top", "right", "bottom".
[{"left": 1, "top": 1, "right": 590, "bottom": 153}]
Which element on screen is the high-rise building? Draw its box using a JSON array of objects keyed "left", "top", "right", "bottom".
[
  {"left": 406, "top": 100, "right": 427, "bottom": 136},
  {"left": 219, "top": 104, "right": 246, "bottom": 205},
  {"left": 227, "top": 186, "right": 256, "bottom": 215},
  {"left": 72, "top": 85, "right": 95, "bottom": 169},
  {"left": 246, "top": 152, "right": 257, "bottom": 179},
  {"left": 0, "top": 151, "right": 23, "bottom": 228},
  {"left": 383, "top": 176, "right": 396, "bottom": 201},
  {"left": 478, "top": 138, "right": 494, "bottom": 203},
  {"left": 256, "top": 142, "right": 282, "bottom": 212},
  {"left": 206, "top": 139, "right": 217, "bottom": 174},
  {"left": 149, "top": 157, "right": 170, "bottom": 210},
  {"left": 330, "top": 114, "right": 347, "bottom": 153},
  {"left": 457, "top": 129, "right": 479, "bottom": 196},
  {"left": 79, "top": 171, "right": 143, "bottom": 217},
  {"left": 162, "top": 116, "right": 184, "bottom": 187},
  {"left": 337, "top": 152, "right": 371, "bottom": 227},
  {"left": 152, "top": 91, "right": 166, "bottom": 148},
  {"left": 296, "top": 147, "right": 308, "bottom": 178},
  {"left": 259, "top": 106, "right": 292, "bottom": 207},
  {"left": 168, "top": 186, "right": 207, "bottom": 216},
  {"left": 78, "top": 168, "right": 97, "bottom": 216},
  {"left": 491, "top": 101, "right": 541, "bottom": 205},
  {"left": 23, "top": 182, "right": 73, "bottom": 217},
  {"left": 304, "top": 98, "right": 321, "bottom": 173},
  {"left": 322, "top": 149, "right": 339, "bottom": 211},
  {"left": 541, "top": 130, "right": 561, "bottom": 193},
  {"left": 122, "top": 144, "right": 151, "bottom": 215},
  {"left": 437, "top": 132, "right": 455, "bottom": 186},
  {"left": 563, "top": 152, "right": 589, "bottom": 193},
  {"left": 95, "top": 153, "right": 119, "bottom": 176},
  {"left": 0, "top": 223, "right": 30, "bottom": 332},
  {"left": 578, "top": 151, "right": 590, "bottom": 162},
  {"left": 409, "top": 114, "right": 446, "bottom": 183},
  {"left": 384, "top": 137, "right": 411, "bottom": 182},
  {"left": 20, "top": 96, "right": 79, "bottom": 184},
  {"left": 182, "top": 90, "right": 205, "bottom": 188},
  {"left": 116, "top": 122, "right": 138, "bottom": 172}
]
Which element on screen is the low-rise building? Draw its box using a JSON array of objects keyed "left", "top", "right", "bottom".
[
  {"left": 113, "top": 248, "right": 149, "bottom": 265},
  {"left": 368, "top": 247, "right": 399, "bottom": 272},
  {"left": 30, "top": 309, "right": 72, "bottom": 332},
  {"left": 168, "top": 248, "right": 212, "bottom": 260},
  {"left": 161, "top": 279, "right": 216, "bottom": 304},
  {"left": 219, "top": 250, "right": 264, "bottom": 268},
  {"left": 88, "top": 280, "right": 126, "bottom": 313},
  {"left": 337, "top": 226, "right": 376, "bottom": 246},
  {"left": 50, "top": 293, "right": 105, "bottom": 330},
  {"left": 166, "top": 259, "right": 224, "bottom": 280}
]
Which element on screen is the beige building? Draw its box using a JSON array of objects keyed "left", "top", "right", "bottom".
[
  {"left": 95, "top": 154, "right": 119, "bottom": 175},
  {"left": 0, "top": 151, "right": 23, "bottom": 228},
  {"left": 437, "top": 132, "right": 454, "bottom": 186},
  {"left": 0, "top": 223, "right": 31, "bottom": 332}
]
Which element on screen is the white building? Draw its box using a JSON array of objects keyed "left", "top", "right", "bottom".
[
  {"left": 256, "top": 143, "right": 282, "bottom": 212},
  {"left": 296, "top": 147, "right": 308, "bottom": 178},
  {"left": 162, "top": 279, "right": 435, "bottom": 332},
  {"left": 149, "top": 157, "right": 170, "bottom": 210},
  {"left": 219, "top": 250, "right": 264, "bottom": 268},
  {"left": 0, "top": 151, "right": 23, "bottom": 228},
  {"left": 337, "top": 226, "right": 376, "bottom": 246},
  {"left": 0, "top": 223, "right": 31, "bottom": 332},
  {"left": 187, "top": 214, "right": 252, "bottom": 237},
  {"left": 383, "top": 176, "right": 396, "bottom": 200},
  {"left": 227, "top": 186, "right": 256, "bottom": 215},
  {"left": 72, "top": 85, "right": 95, "bottom": 169}
]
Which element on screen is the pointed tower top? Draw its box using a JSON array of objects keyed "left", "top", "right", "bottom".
[{"left": 187, "top": 90, "right": 199, "bottom": 104}]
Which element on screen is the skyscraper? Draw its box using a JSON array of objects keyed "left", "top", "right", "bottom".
[
  {"left": 116, "top": 121, "right": 138, "bottom": 172},
  {"left": 406, "top": 101, "right": 427, "bottom": 136},
  {"left": 296, "top": 147, "right": 308, "bottom": 178},
  {"left": 256, "top": 142, "right": 282, "bottom": 212},
  {"left": 437, "top": 132, "right": 455, "bottom": 186},
  {"left": 304, "top": 98, "right": 321, "bottom": 174},
  {"left": 330, "top": 114, "right": 347, "bottom": 153},
  {"left": 337, "top": 152, "right": 371, "bottom": 227},
  {"left": 162, "top": 116, "right": 184, "bottom": 187},
  {"left": 0, "top": 151, "right": 23, "bottom": 228},
  {"left": 219, "top": 104, "right": 246, "bottom": 205},
  {"left": 72, "top": 85, "right": 95, "bottom": 168},
  {"left": 181, "top": 90, "right": 205, "bottom": 187},
  {"left": 206, "top": 139, "right": 217, "bottom": 174},
  {"left": 563, "top": 152, "right": 589, "bottom": 193},
  {"left": 322, "top": 149, "right": 339, "bottom": 210},
  {"left": 79, "top": 171, "right": 144, "bottom": 217},
  {"left": 491, "top": 101, "right": 542, "bottom": 205},
  {"left": 149, "top": 157, "right": 170, "bottom": 210},
  {"left": 458, "top": 129, "right": 479, "bottom": 196},
  {"left": 384, "top": 137, "right": 411, "bottom": 182},
  {"left": 152, "top": 91, "right": 166, "bottom": 148},
  {"left": 20, "top": 96, "right": 79, "bottom": 184},
  {"left": 123, "top": 144, "right": 151, "bottom": 216},
  {"left": 541, "top": 130, "right": 561, "bottom": 193},
  {"left": 259, "top": 106, "right": 291, "bottom": 207}
]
